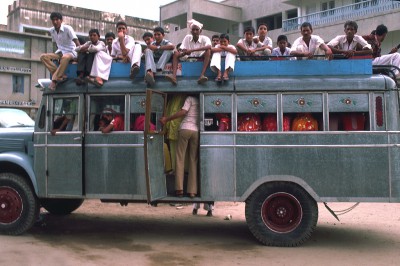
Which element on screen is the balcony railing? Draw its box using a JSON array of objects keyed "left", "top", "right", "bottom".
[{"left": 283, "top": 0, "right": 400, "bottom": 32}]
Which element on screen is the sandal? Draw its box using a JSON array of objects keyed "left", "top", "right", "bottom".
[
  {"left": 130, "top": 64, "right": 140, "bottom": 80},
  {"left": 215, "top": 76, "right": 222, "bottom": 82},
  {"left": 145, "top": 72, "right": 155, "bottom": 87},
  {"left": 223, "top": 76, "right": 229, "bottom": 81},
  {"left": 166, "top": 74, "right": 177, "bottom": 85},
  {"left": 86, "top": 76, "right": 103, "bottom": 88},
  {"left": 57, "top": 76, "right": 68, "bottom": 84},
  {"left": 197, "top": 75, "right": 208, "bottom": 84}
]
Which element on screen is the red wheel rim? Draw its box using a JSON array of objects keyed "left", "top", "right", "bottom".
[
  {"left": 0, "top": 187, "right": 23, "bottom": 224},
  {"left": 261, "top": 192, "right": 302, "bottom": 233}
]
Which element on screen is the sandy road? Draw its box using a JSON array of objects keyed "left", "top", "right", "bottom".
[{"left": 0, "top": 201, "right": 400, "bottom": 266}]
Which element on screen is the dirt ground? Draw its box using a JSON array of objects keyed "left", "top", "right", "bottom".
[{"left": 1, "top": 200, "right": 400, "bottom": 266}]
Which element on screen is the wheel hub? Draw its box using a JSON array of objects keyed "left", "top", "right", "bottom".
[
  {"left": 261, "top": 192, "right": 303, "bottom": 233},
  {"left": 0, "top": 187, "right": 23, "bottom": 224}
]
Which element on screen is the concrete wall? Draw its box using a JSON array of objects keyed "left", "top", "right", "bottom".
[
  {"left": 0, "top": 30, "right": 51, "bottom": 116},
  {"left": 7, "top": 0, "right": 158, "bottom": 41}
]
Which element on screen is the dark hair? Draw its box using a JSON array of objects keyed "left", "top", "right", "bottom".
[
  {"left": 344, "top": 20, "right": 358, "bottom": 31},
  {"left": 142, "top": 32, "right": 153, "bottom": 39},
  {"left": 277, "top": 35, "right": 288, "bottom": 43},
  {"left": 300, "top": 22, "right": 313, "bottom": 31},
  {"left": 244, "top": 26, "right": 255, "bottom": 34},
  {"left": 219, "top": 33, "right": 229, "bottom": 41},
  {"left": 375, "top": 24, "right": 388, "bottom": 36},
  {"left": 116, "top": 21, "right": 127, "bottom": 28},
  {"left": 153, "top": 26, "right": 165, "bottom": 35},
  {"left": 89, "top": 29, "right": 100, "bottom": 37},
  {"left": 105, "top": 32, "right": 115, "bottom": 39},
  {"left": 211, "top": 34, "right": 219, "bottom": 40},
  {"left": 258, "top": 23, "right": 268, "bottom": 30},
  {"left": 50, "top": 12, "right": 62, "bottom": 20}
]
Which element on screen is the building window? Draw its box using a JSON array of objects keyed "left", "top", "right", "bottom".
[
  {"left": 321, "top": 1, "right": 335, "bottom": 16},
  {"left": 12, "top": 75, "right": 24, "bottom": 94}
]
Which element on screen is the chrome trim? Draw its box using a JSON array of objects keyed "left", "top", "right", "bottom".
[
  {"left": 35, "top": 144, "right": 81, "bottom": 147},
  {"left": 85, "top": 144, "right": 144, "bottom": 148},
  {"left": 201, "top": 144, "right": 396, "bottom": 148}
]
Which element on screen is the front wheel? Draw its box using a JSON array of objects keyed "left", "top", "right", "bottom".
[
  {"left": 0, "top": 173, "right": 39, "bottom": 235},
  {"left": 245, "top": 182, "right": 318, "bottom": 247}
]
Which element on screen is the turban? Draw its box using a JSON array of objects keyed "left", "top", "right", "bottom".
[{"left": 187, "top": 19, "right": 203, "bottom": 30}]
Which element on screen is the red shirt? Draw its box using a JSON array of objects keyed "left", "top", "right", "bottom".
[
  {"left": 362, "top": 34, "right": 381, "bottom": 58},
  {"left": 112, "top": 115, "right": 124, "bottom": 131}
]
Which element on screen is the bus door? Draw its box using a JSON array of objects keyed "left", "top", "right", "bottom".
[
  {"left": 43, "top": 95, "right": 83, "bottom": 196},
  {"left": 144, "top": 89, "right": 167, "bottom": 202}
]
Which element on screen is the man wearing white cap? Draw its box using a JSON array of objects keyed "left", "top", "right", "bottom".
[{"left": 166, "top": 19, "right": 211, "bottom": 85}]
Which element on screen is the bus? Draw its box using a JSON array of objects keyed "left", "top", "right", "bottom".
[{"left": 0, "top": 57, "right": 399, "bottom": 247}]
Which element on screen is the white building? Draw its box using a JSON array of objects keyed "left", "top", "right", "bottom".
[{"left": 160, "top": 0, "right": 400, "bottom": 52}]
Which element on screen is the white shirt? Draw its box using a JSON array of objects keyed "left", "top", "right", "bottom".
[
  {"left": 237, "top": 38, "right": 261, "bottom": 50},
  {"left": 75, "top": 41, "right": 106, "bottom": 53},
  {"left": 327, "top": 35, "right": 372, "bottom": 51},
  {"left": 272, "top": 47, "right": 291, "bottom": 56},
  {"left": 180, "top": 96, "right": 199, "bottom": 131},
  {"left": 214, "top": 44, "right": 237, "bottom": 56},
  {"left": 49, "top": 24, "right": 78, "bottom": 57},
  {"left": 111, "top": 35, "right": 136, "bottom": 57},
  {"left": 254, "top": 35, "right": 273, "bottom": 47},
  {"left": 180, "top": 35, "right": 211, "bottom": 57},
  {"left": 290, "top": 35, "right": 325, "bottom": 54}
]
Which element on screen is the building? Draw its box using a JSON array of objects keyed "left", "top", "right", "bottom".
[
  {"left": 0, "top": 30, "right": 49, "bottom": 117},
  {"left": 7, "top": 0, "right": 158, "bottom": 41},
  {"left": 160, "top": 0, "right": 400, "bottom": 52},
  {"left": 1, "top": 0, "right": 158, "bottom": 116}
]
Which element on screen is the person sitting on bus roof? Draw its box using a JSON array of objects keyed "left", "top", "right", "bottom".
[
  {"left": 40, "top": 12, "right": 80, "bottom": 91},
  {"left": 75, "top": 29, "right": 110, "bottom": 87},
  {"left": 100, "top": 108, "right": 124, "bottom": 133},
  {"left": 363, "top": 24, "right": 400, "bottom": 80},
  {"left": 236, "top": 26, "right": 263, "bottom": 61},
  {"left": 144, "top": 27, "right": 175, "bottom": 87},
  {"left": 210, "top": 33, "right": 237, "bottom": 83},
  {"left": 211, "top": 34, "right": 220, "bottom": 48},
  {"left": 253, "top": 23, "right": 273, "bottom": 56},
  {"left": 290, "top": 22, "right": 333, "bottom": 60},
  {"left": 327, "top": 21, "right": 372, "bottom": 59},
  {"left": 271, "top": 35, "right": 291, "bottom": 58},
  {"left": 104, "top": 32, "right": 115, "bottom": 56},
  {"left": 165, "top": 19, "right": 211, "bottom": 85},
  {"left": 111, "top": 21, "right": 142, "bottom": 80}
]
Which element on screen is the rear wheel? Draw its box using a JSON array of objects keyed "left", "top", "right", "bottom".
[
  {"left": 245, "top": 182, "right": 318, "bottom": 247},
  {"left": 0, "top": 173, "right": 39, "bottom": 235},
  {"left": 40, "top": 198, "right": 84, "bottom": 215}
]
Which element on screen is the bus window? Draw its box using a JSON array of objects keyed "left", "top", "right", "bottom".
[
  {"left": 89, "top": 95, "right": 125, "bottom": 131},
  {"left": 52, "top": 97, "right": 79, "bottom": 133}
]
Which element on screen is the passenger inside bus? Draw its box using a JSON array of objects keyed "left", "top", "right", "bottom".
[
  {"left": 100, "top": 108, "right": 124, "bottom": 133},
  {"left": 160, "top": 95, "right": 199, "bottom": 198}
]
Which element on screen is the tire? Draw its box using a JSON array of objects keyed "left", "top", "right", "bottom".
[
  {"left": 245, "top": 182, "right": 318, "bottom": 247},
  {"left": 0, "top": 173, "right": 39, "bottom": 235},
  {"left": 40, "top": 198, "right": 84, "bottom": 215}
]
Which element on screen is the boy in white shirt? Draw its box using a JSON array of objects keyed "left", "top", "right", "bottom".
[
  {"left": 40, "top": 12, "right": 80, "bottom": 91},
  {"left": 210, "top": 33, "right": 237, "bottom": 82},
  {"left": 111, "top": 21, "right": 142, "bottom": 80}
]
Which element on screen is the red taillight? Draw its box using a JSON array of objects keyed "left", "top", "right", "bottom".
[{"left": 375, "top": 96, "right": 383, "bottom": 127}]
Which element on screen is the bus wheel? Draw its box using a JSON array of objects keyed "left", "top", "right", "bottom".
[
  {"left": 245, "top": 182, "right": 318, "bottom": 247},
  {"left": 40, "top": 198, "right": 84, "bottom": 215},
  {"left": 0, "top": 173, "right": 39, "bottom": 235}
]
